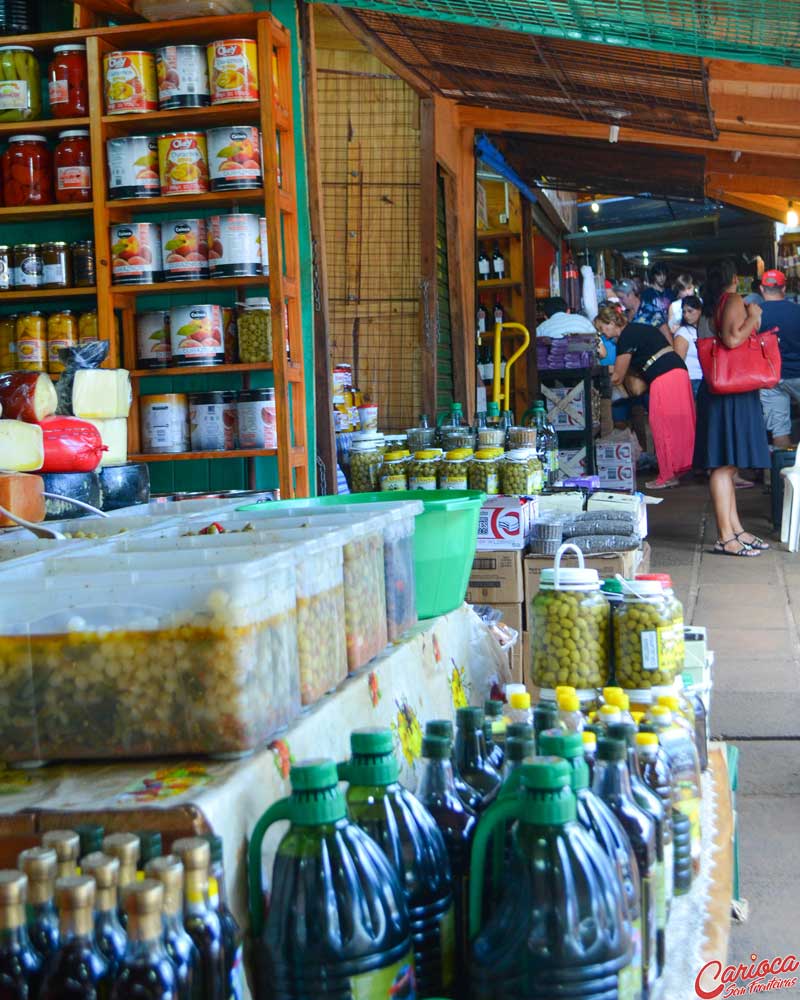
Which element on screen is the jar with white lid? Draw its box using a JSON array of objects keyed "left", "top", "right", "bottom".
[
  {"left": 613, "top": 578, "right": 678, "bottom": 689},
  {"left": 350, "top": 432, "right": 384, "bottom": 492},
  {"left": 530, "top": 543, "right": 610, "bottom": 699},
  {"left": 636, "top": 573, "right": 685, "bottom": 677},
  {"left": 501, "top": 448, "right": 543, "bottom": 495}
]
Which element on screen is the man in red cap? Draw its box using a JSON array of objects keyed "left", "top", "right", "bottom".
[{"left": 759, "top": 269, "right": 800, "bottom": 449}]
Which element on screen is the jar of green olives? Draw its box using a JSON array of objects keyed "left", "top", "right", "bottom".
[
  {"left": 469, "top": 448, "right": 503, "bottom": 494},
  {"left": 350, "top": 432, "right": 385, "bottom": 493},
  {"left": 613, "top": 578, "right": 680, "bottom": 689},
  {"left": 380, "top": 449, "right": 410, "bottom": 491},
  {"left": 236, "top": 298, "right": 273, "bottom": 364},
  {"left": 636, "top": 573, "right": 685, "bottom": 679},
  {"left": 500, "top": 448, "right": 544, "bottom": 495},
  {"left": 530, "top": 544, "right": 610, "bottom": 697},
  {"left": 408, "top": 449, "right": 439, "bottom": 490},
  {"left": 439, "top": 448, "right": 472, "bottom": 490}
]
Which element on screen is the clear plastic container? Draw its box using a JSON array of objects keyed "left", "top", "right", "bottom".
[
  {"left": 440, "top": 425, "right": 476, "bottom": 452},
  {"left": 406, "top": 421, "right": 435, "bottom": 453},
  {"left": 379, "top": 450, "right": 409, "bottom": 492},
  {"left": 507, "top": 425, "right": 537, "bottom": 449},
  {"left": 350, "top": 433, "right": 385, "bottom": 493},
  {"left": 476, "top": 426, "right": 505, "bottom": 449},
  {"left": 439, "top": 448, "right": 472, "bottom": 490},
  {"left": 637, "top": 574, "right": 685, "bottom": 680},
  {"left": 614, "top": 580, "right": 680, "bottom": 689},
  {"left": 0, "top": 546, "right": 299, "bottom": 762},
  {"left": 468, "top": 448, "right": 503, "bottom": 495},
  {"left": 500, "top": 448, "right": 543, "bottom": 496},
  {"left": 408, "top": 450, "right": 439, "bottom": 490},
  {"left": 529, "top": 513, "right": 566, "bottom": 556}
]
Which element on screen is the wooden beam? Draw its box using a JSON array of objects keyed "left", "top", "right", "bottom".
[
  {"left": 715, "top": 191, "right": 788, "bottom": 223},
  {"left": 706, "top": 59, "right": 800, "bottom": 87},
  {"left": 420, "top": 98, "right": 438, "bottom": 418},
  {"left": 442, "top": 169, "right": 469, "bottom": 414},
  {"left": 706, "top": 150, "right": 800, "bottom": 181},
  {"left": 711, "top": 94, "right": 800, "bottom": 131},
  {"left": 71, "top": 0, "right": 138, "bottom": 18},
  {"left": 707, "top": 172, "right": 800, "bottom": 199}
]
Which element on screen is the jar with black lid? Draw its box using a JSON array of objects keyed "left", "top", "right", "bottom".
[
  {"left": 41, "top": 241, "right": 71, "bottom": 288},
  {"left": 70, "top": 240, "right": 95, "bottom": 287}
]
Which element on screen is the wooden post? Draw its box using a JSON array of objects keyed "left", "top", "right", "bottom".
[
  {"left": 419, "top": 98, "right": 437, "bottom": 418},
  {"left": 442, "top": 169, "right": 469, "bottom": 413},
  {"left": 522, "top": 204, "right": 539, "bottom": 404}
]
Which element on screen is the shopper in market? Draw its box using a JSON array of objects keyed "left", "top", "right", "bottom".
[
  {"left": 646, "top": 262, "right": 672, "bottom": 315},
  {"left": 594, "top": 303, "right": 695, "bottom": 489},
  {"left": 667, "top": 273, "right": 698, "bottom": 337},
  {"left": 672, "top": 294, "right": 704, "bottom": 396},
  {"left": 613, "top": 277, "right": 669, "bottom": 334},
  {"left": 694, "top": 259, "right": 770, "bottom": 556},
  {"left": 535, "top": 296, "right": 597, "bottom": 338},
  {"left": 758, "top": 269, "right": 800, "bottom": 449}
]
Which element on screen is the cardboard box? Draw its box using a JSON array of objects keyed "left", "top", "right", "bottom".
[
  {"left": 595, "top": 440, "right": 636, "bottom": 491},
  {"left": 476, "top": 496, "right": 536, "bottom": 551},
  {"left": 523, "top": 546, "right": 649, "bottom": 611},
  {"left": 543, "top": 382, "right": 587, "bottom": 430},
  {"left": 557, "top": 448, "right": 587, "bottom": 479},
  {"left": 466, "top": 550, "right": 524, "bottom": 604}
]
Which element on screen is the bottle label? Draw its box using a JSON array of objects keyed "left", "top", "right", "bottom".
[
  {"left": 409, "top": 474, "right": 437, "bottom": 490},
  {"left": 351, "top": 951, "right": 415, "bottom": 1000},
  {"left": 485, "top": 471, "right": 498, "bottom": 494},
  {"left": 440, "top": 904, "right": 456, "bottom": 988},
  {"left": 477, "top": 314, "right": 486, "bottom": 334},
  {"left": 228, "top": 944, "right": 244, "bottom": 1000},
  {"left": 531, "top": 468, "right": 544, "bottom": 493},
  {"left": 43, "top": 263, "right": 67, "bottom": 286},
  {"left": 441, "top": 473, "right": 468, "bottom": 490},
  {"left": 626, "top": 914, "right": 643, "bottom": 999},
  {"left": 618, "top": 960, "right": 638, "bottom": 1000},
  {"left": 494, "top": 259, "right": 505, "bottom": 277},
  {"left": 58, "top": 165, "right": 91, "bottom": 191},
  {"left": 381, "top": 473, "right": 406, "bottom": 491},
  {"left": 641, "top": 875, "right": 657, "bottom": 989},
  {"left": 654, "top": 858, "right": 666, "bottom": 930},
  {"left": 678, "top": 795, "right": 702, "bottom": 863},
  {"left": 548, "top": 448, "right": 559, "bottom": 479},
  {"left": 49, "top": 79, "right": 70, "bottom": 105},
  {"left": 478, "top": 258, "right": 490, "bottom": 276}
]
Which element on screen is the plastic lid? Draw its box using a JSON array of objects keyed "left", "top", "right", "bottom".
[
  {"left": 540, "top": 566, "right": 601, "bottom": 589},
  {"left": 506, "top": 722, "right": 534, "bottom": 741},
  {"left": 558, "top": 693, "right": 580, "bottom": 712},
  {"left": 637, "top": 573, "right": 673, "bottom": 588},
  {"left": 425, "top": 719, "right": 454, "bottom": 740},
  {"left": 487, "top": 401, "right": 500, "bottom": 416},
  {"left": 384, "top": 450, "right": 410, "bottom": 461},
  {"left": 484, "top": 700, "right": 504, "bottom": 719},
  {"left": 517, "top": 759, "right": 576, "bottom": 824},
  {"left": 598, "top": 705, "right": 621, "bottom": 721},
  {"left": 582, "top": 731, "right": 597, "bottom": 748},
  {"left": 57, "top": 129, "right": 90, "bottom": 139},
  {"left": 287, "top": 759, "right": 346, "bottom": 825},
  {"left": 636, "top": 732, "right": 659, "bottom": 748},
  {"left": 290, "top": 758, "right": 339, "bottom": 791},
  {"left": 422, "top": 735, "right": 451, "bottom": 759},
  {"left": 533, "top": 400, "right": 545, "bottom": 410},
  {"left": 597, "top": 738, "right": 627, "bottom": 762},
  {"left": 622, "top": 579, "right": 664, "bottom": 597},
  {"left": 445, "top": 448, "right": 473, "bottom": 460},
  {"left": 506, "top": 684, "right": 526, "bottom": 698},
  {"left": 54, "top": 44, "right": 86, "bottom": 52},
  {"left": 414, "top": 449, "right": 440, "bottom": 460},
  {"left": 8, "top": 135, "right": 47, "bottom": 143},
  {"left": 504, "top": 448, "right": 537, "bottom": 462},
  {"left": 555, "top": 686, "right": 576, "bottom": 698},
  {"left": 0, "top": 45, "right": 33, "bottom": 52},
  {"left": 538, "top": 728, "right": 583, "bottom": 759},
  {"left": 601, "top": 578, "right": 624, "bottom": 594},
  {"left": 650, "top": 706, "right": 673, "bottom": 723},
  {"left": 351, "top": 728, "right": 393, "bottom": 755},
  {"left": 342, "top": 728, "right": 399, "bottom": 786},
  {"left": 504, "top": 736, "right": 535, "bottom": 763},
  {"left": 474, "top": 448, "right": 504, "bottom": 460},
  {"left": 631, "top": 711, "right": 646, "bottom": 724},
  {"left": 509, "top": 692, "right": 531, "bottom": 710},
  {"left": 606, "top": 722, "right": 636, "bottom": 747},
  {"left": 658, "top": 695, "right": 680, "bottom": 712},
  {"left": 456, "top": 706, "right": 484, "bottom": 730},
  {"left": 603, "top": 686, "right": 624, "bottom": 704},
  {"left": 520, "top": 757, "right": 572, "bottom": 789}
]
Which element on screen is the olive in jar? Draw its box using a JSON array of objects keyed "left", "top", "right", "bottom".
[
  {"left": 530, "top": 588, "right": 610, "bottom": 690},
  {"left": 613, "top": 586, "right": 679, "bottom": 688},
  {"left": 236, "top": 299, "right": 272, "bottom": 364},
  {"left": 350, "top": 435, "right": 384, "bottom": 493},
  {"left": 469, "top": 448, "right": 503, "bottom": 494}
]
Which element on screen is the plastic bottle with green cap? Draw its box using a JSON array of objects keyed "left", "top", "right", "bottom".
[
  {"left": 339, "top": 729, "right": 455, "bottom": 997},
  {"left": 469, "top": 758, "right": 634, "bottom": 998},
  {"left": 454, "top": 707, "right": 502, "bottom": 810},
  {"left": 557, "top": 691, "right": 584, "bottom": 733},
  {"left": 501, "top": 735, "right": 535, "bottom": 780},
  {"left": 609, "top": 722, "right": 669, "bottom": 975},
  {"left": 248, "top": 758, "right": 413, "bottom": 999},
  {"left": 538, "top": 727, "right": 642, "bottom": 999},
  {"left": 426, "top": 720, "right": 481, "bottom": 813},
  {"left": 532, "top": 699, "right": 558, "bottom": 752},
  {"left": 484, "top": 699, "right": 506, "bottom": 769},
  {"left": 648, "top": 706, "right": 702, "bottom": 876},
  {"left": 637, "top": 731, "right": 692, "bottom": 898},
  {"left": 417, "top": 734, "right": 476, "bottom": 998},
  {"left": 594, "top": 738, "right": 657, "bottom": 998}
]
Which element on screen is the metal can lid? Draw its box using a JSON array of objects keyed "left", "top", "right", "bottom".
[
  {"left": 7, "top": 135, "right": 47, "bottom": 143},
  {"left": 237, "top": 388, "right": 275, "bottom": 403},
  {"left": 188, "top": 390, "right": 235, "bottom": 405}
]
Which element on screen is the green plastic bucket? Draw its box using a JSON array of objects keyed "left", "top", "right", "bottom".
[{"left": 238, "top": 490, "right": 484, "bottom": 619}]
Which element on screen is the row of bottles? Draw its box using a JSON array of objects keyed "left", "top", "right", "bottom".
[
  {"left": 477, "top": 244, "right": 506, "bottom": 282},
  {"left": 3, "top": 826, "right": 242, "bottom": 999}
]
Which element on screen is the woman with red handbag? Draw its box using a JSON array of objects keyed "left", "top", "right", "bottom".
[{"left": 694, "top": 259, "right": 773, "bottom": 556}]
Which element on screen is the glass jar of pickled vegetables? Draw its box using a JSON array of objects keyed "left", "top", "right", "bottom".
[
  {"left": 408, "top": 450, "right": 439, "bottom": 490},
  {"left": 11, "top": 244, "right": 42, "bottom": 288},
  {"left": 71, "top": 241, "right": 95, "bottom": 288},
  {"left": 47, "top": 310, "right": 78, "bottom": 373},
  {"left": 236, "top": 298, "right": 272, "bottom": 364},
  {"left": 0, "top": 314, "right": 16, "bottom": 370},
  {"left": 501, "top": 448, "right": 543, "bottom": 495},
  {"left": 469, "top": 448, "right": 503, "bottom": 494},
  {"left": 530, "top": 543, "right": 610, "bottom": 698},
  {"left": 0, "top": 47, "right": 42, "bottom": 122},
  {"left": 15, "top": 312, "right": 46, "bottom": 371},
  {"left": 78, "top": 309, "right": 98, "bottom": 346},
  {"left": 613, "top": 579, "right": 679, "bottom": 690},
  {"left": 54, "top": 129, "right": 92, "bottom": 204},
  {"left": 349, "top": 432, "right": 384, "bottom": 493},
  {"left": 439, "top": 448, "right": 472, "bottom": 490},
  {"left": 1, "top": 135, "right": 51, "bottom": 205},
  {"left": 635, "top": 574, "right": 685, "bottom": 680},
  {"left": 48, "top": 45, "right": 88, "bottom": 118},
  {"left": 379, "top": 449, "right": 409, "bottom": 492}
]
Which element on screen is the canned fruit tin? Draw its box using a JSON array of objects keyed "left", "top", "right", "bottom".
[
  {"left": 103, "top": 50, "right": 157, "bottom": 115},
  {"left": 155, "top": 45, "right": 209, "bottom": 110},
  {"left": 106, "top": 136, "right": 159, "bottom": 199},
  {"left": 136, "top": 310, "right": 171, "bottom": 369},
  {"left": 207, "top": 125, "right": 262, "bottom": 191},
  {"left": 169, "top": 304, "right": 224, "bottom": 367},
  {"left": 208, "top": 213, "right": 260, "bottom": 278},
  {"left": 160, "top": 218, "right": 208, "bottom": 282},
  {"left": 237, "top": 388, "right": 276, "bottom": 449},
  {"left": 207, "top": 38, "right": 259, "bottom": 105},
  {"left": 157, "top": 131, "right": 209, "bottom": 197},
  {"left": 141, "top": 393, "right": 189, "bottom": 454},
  {"left": 189, "top": 390, "right": 237, "bottom": 452},
  {"left": 110, "top": 222, "right": 162, "bottom": 285}
]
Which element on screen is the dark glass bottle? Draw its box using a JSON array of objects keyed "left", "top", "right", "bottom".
[
  {"left": 81, "top": 853, "right": 127, "bottom": 977},
  {"left": 417, "top": 734, "right": 476, "bottom": 995},
  {"left": 204, "top": 836, "right": 243, "bottom": 1000},
  {"left": 75, "top": 825, "right": 105, "bottom": 863},
  {"left": 39, "top": 876, "right": 111, "bottom": 1000},
  {"left": 17, "top": 847, "right": 59, "bottom": 961},
  {"left": 0, "top": 870, "right": 42, "bottom": 998},
  {"left": 111, "top": 881, "right": 176, "bottom": 1000},
  {"left": 172, "top": 838, "right": 225, "bottom": 1000},
  {"left": 454, "top": 707, "right": 501, "bottom": 811},
  {"left": 145, "top": 855, "right": 201, "bottom": 1000},
  {"left": 41, "top": 830, "right": 80, "bottom": 880},
  {"left": 594, "top": 738, "right": 657, "bottom": 999},
  {"left": 340, "top": 729, "right": 455, "bottom": 997},
  {"left": 476, "top": 298, "right": 488, "bottom": 336},
  {"left": 477, "top": 248, "right": 491, "bottom": 281},
  {"left": 426, "top": 720, "right": 481, "bottom": 812},
  {"left": 491, "top": 243, "right": 505, "bottom": 279},
  {"left": 136, "top": 832, "right": 162, "bottom": 875},
  {"left": 483, "top": 700, "right": 506, "bottom": 770},
  {"left": 102, "top": 835, "right": 140, "bottom": 932}
]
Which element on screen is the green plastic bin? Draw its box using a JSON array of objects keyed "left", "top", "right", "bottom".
[{"left": 238, "top": 490, "right": 484, "bottom": 619}]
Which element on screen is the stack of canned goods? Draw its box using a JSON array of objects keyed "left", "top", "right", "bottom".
[{"left": 0, "top": 241, "right": 94, "bottom": 291}]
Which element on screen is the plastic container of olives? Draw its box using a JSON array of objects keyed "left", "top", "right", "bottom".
[
  {"left": 636, "top": 573, "right": 685, "bottom": 677},
  {"left": 440, "top": 425, "right": 476, "bottom": 452},
  {"left": 500, "top": 448, "right": 543, "bottom": 495},
  {"left": 439, "top": 448, "right": 472, "bottom": 490},
  {"left": 380, "top": 450, "right": 409, "bottom": 492},
  {"left": 408, "top": 450, "right": 440, "bottom": 490},
  {"left": 350, "top": 432, "right": 385, "bottom": 493},
  {"left": 613, "top": 578, "right": 680, "bottom": 689},
  {"left": 529, "top": 543, "right": 610, "bottom": 699},
  {"left": 469, "top": 448, "right": 503, "bottom": 495},
  {"left": 0, "top": 545, "right": 301, "bottom": 762}
]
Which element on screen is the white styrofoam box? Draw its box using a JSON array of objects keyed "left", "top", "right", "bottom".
[
  {"left": 543, "top": 382, "right": 586, "bottom": 430},
  {"left": 476, "top": 496, "right": 536, "bottom": 550}
]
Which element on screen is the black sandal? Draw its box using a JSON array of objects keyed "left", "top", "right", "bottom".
[
  {"left": 735, "top": 531, "right": 770, "bottom": 551},
  {"left": 712, "top": 537, "right": 761, "bottom": 557}
]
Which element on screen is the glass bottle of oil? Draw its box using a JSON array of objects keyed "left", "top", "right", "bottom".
[
  {"left": 41, "top": 830, "right": 79, "bottom": 880},
  {"left": 75, "top": 825, "right": 105, "bottom": 865},
  {"left": 145, "top": 855, "right": 201, "bottom": 1000},
  {"left": 204, "top": 836, "right": 243, "bottom": 1000},
  {"left": 81, "top": 853, "right": 127, "bottom": 976},
  {"left": 17, "top": 847, "right": 59, "bottom": 961},
  {"left": 172, "top": 838, "right": 225, "bottom": 1000},
  {"left": 136, "top": 833, "right": 162, "bottom": 877},
  {"left": 102, "top": 835, "right": 140, "bottom": 930},
  {"left": 111, "top": 881, "right": 176, "bottom": 1000},
  {"left": 39, "top": 876, "right": 111, "bottom": 1000},
  {"left": 0, "top": 870, "right": 43, "bottom": 997}
]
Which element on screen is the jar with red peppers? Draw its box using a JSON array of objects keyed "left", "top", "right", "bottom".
[
  {"left": 48, "top": 45, "right": 88, "bottom": 118},
  {"left": 1, "top": 135, "right": 52, "bottom": 206},
  {"left": 54, "top": 129, "right": 91, "bottom": 203}
]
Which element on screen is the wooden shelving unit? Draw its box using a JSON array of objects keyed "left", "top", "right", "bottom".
[
  {"left": 477, "top": 278, "right": 523, "bottom": 290},
  {"left": 476, "top": 228, "right": 520, "bottom": 241},
  {"left": 129, "top": 448, "right": 278, "bottom": 463}
]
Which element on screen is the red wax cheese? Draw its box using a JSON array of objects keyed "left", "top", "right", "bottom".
[
  {"left": 0, "top": 372, "right": 58, "bottom": 423},
  {"left": 37, "top": 416, "right": 106, "bottom": 473},
  {"left": 0, "top": 473, "right": 45, "bottom": 527}
]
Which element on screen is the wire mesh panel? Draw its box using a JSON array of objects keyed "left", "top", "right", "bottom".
[
  {"left": 317, "top": 67, "right": 423, "bottom": 431},
  {"left": 318, "top": 0, "right": 800, "bottom": 69}
]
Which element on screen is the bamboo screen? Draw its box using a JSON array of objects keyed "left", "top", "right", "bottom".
[{"left": 316, "top": 59, "right": 423, "bottom": 431}]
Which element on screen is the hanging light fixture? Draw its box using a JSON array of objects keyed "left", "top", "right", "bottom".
[
  {"left": 590, "top": 198, "right": 600, "bottom": 214},
  {"left": 788, "top": 201, "right": 799, "bottom": 228}
]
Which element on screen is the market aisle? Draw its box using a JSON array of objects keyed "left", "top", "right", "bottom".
[{"left": 646, "top": 480, "right": 800, "bottom": 970}]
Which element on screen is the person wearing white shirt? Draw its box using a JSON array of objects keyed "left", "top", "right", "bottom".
[
  {"left": 536, "top": 296, "right": 597, "bottom": 339},
  {"left": 667, "top": 273, "right": 697, "bottom": 337},
  {"left": 672, "top": 295, "right": 704, "bottom": 394}
]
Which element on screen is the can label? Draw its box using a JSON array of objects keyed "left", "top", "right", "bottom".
[
  {"left": 156, "top": 45, "right": 210, "bottom": 109},
  {"left": 110, "top": 223, "right": 162, "bottom": 285},
  {"left": 136, "top": 311, "right": 171, "bottom": 366},
  {"left": 207, "top": 39, "right": 259, "bottom": 105},
  {"left": 104, "top": 51, "right": 157, "bottom": 114},
  {"left": 258, "top": 216, "right": 270, "bottom": 276},
  {"left": 208, "top": 214, "right": 260, "bottom": 277},
  {"left": 170, "top": 304, "right": 224, "bottom": 366},
  {"left": 157, "top": 132, "right": 209, "bottom": 196},
  {"left": 0, "top": 81, "right": 28, "bottom": 110},
  {"left": 141, "top": 395, "right": 189, "bottom": 454},
  {"left": 207, "top": 126, "right": 262, "bottom": 191},
  {"left": 0, "top": 258, "right": 9, "bottom": 289},
  {"left": 189, "top": 398, "right": 237, "bottom": 452},
  {"left": 57, "top": 165, "right": 91, "bottom": 192},
  {"left": 161, "top": 219, "right": 209, "bottom": 281},
  {"left": 107, "top": 136, "right": 159, "bottom": 199},
  {"left": 237, "top": 397, "right": 276, "bottom": 449}
]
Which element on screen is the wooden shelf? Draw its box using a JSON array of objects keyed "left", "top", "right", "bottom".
[
  {"left": 0, "top": 202, "right": 95, "bottom": 222},
  {"left": 102, "top": 102, "right": 261, "bottom": 134},
  {"left": 130, "top": 448, "right": 278, "bottom": 462},
  {"left": 477, "top": 229, "right": 520, "bottom": 240},
  {"left": 111, "top": 275, "right": 269, "bottom": 296},
  {"left": 0, "top": 116, "right": 90, "bottom": 138},
  {"left": 477, "top": 279, "right": 522, "bottom": 290},
  {"left": 107, "top": 189, "right": 266, "bottom": 215},
  {"left": 131, "top": 362, "right": 274, "bottom": 378},
  {"left": 0, "top": 286, "right": 97, "bottom": 301}
]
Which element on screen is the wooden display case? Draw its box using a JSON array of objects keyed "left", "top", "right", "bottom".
[{"left": 0, "top": 10, "right": 310, "bottom": 498}]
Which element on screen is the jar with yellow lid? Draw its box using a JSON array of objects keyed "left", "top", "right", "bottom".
[
  {"left": 380, "top": 449, "right": 410, "bottom": 492},
  {"left": 439, "top": 447, "right": 472, "bottom": 490},
  {"left": 469, "top": 447, "right": 503, "bottom": 494},
  {"left": 408, "top": 450, "right": 439, "bottom": 490},
  {"left": 501, "top": 448, "right": 544, "bottom": 495}
]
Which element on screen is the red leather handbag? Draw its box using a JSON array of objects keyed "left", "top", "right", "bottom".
[{"left": 698, "top": 326, "right": 781, "bottom": 394}]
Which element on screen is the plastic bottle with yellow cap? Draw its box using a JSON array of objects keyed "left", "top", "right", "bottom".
[
  {"left": 507, "top": 691, "right": 533, "bottom": 727},
  {"left": 604, "top": 688, "right": 636, "bottom": 726},
  {"left": 656, "top": 694, "right": 696, "bottom": 744},
  {"left": 582, "top": 730, "right": 598, "bottom": 781},
  {"left": 557, "top": 692, "right": 584, "bottom": 733},
  {"left": 648, "top": 707, "right": 702, "bottom": 875},
  {"left": 597, "top": 704, "right": 622, "bottom": 731}
]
